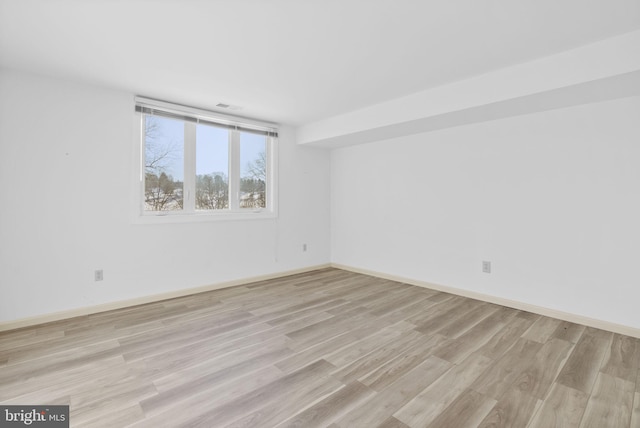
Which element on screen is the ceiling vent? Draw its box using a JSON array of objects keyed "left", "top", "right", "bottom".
[{"left": 216, "top": 103, "right": 243, "bottom": 111}]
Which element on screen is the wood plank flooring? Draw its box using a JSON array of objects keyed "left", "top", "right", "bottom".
[{"left": 1, "top": 268, "right": 639, "bottom": 427}]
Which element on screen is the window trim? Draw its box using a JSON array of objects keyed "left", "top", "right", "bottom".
[
  {"left": 132, "top": 97, "right": 278, "bottom": 224},
  {"left": 135, "top": 96, "right": 278, "bottom": 137}
]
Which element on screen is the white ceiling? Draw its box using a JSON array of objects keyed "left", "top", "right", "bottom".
[{"left": 1, "top": 0, "right": 639, "bottom": 126}]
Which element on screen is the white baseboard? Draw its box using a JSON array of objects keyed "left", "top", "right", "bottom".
[
  {"left": 332, "top": 263, "right": 640, "bottom": 339},
  {"left": 5, "top": 262, "right": 639, "bottom": 339},
  {"left": 0, "top": 264, "right": 331, "bottom": 332}
]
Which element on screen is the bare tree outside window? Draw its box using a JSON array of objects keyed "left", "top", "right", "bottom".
[
  {"left": 195, "top": 124, "right": 229, "bottom": 210},
  {"left": 240, "top": 133, "right": 267, "bottom": 208},
  {"left": 196, "top": 173, "right": 229, "bottom": 209},
  {"left": 144, "top": 116, "right": 184, "bottom": 211}
]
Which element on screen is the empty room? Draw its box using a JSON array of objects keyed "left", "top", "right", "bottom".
[{"left": 1, "top": 1, "right": 640, "bottom": 427}]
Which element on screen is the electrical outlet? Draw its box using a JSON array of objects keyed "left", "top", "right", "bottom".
[
  {"left": 302, "top": 244, "right": 307, "bottom": 252},
  {"left": 482, "top": 261, "right": 491, "bottom": 274},
  {"left": 95, "top": 269, "right": 103, "bottom": 281}
]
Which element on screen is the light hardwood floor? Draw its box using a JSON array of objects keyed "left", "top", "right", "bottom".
[{"left": 1, "top": 268, "right": 639, "bottom": 427}]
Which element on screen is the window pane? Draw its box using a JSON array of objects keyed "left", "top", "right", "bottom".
[
  {"left": 240, "top": 132, "right": 267, "bottom": 209},
  {"left": 196, "top": 124, "right": 229, "bottom": 210},
  {"left": 144, "top": 115, "right": 184, "bottom": 211}
]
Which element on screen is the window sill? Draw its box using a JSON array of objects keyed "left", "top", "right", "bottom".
[{"left": 133, "top": 210, "right": 277, "bottom": 224}]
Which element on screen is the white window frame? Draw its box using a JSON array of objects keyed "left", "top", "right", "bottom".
[{"left": 132, "top": 97, "right": 278, "bottom": 223}]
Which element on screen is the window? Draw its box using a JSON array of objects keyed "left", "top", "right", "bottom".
[{"left": 135, "top": 97, "right": 277, "bottom": 221}]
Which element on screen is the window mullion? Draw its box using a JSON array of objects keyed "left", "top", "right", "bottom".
[
  {"left": 266, "top": 136, "right": 273, "bottom": 211},
  {"left": 229, "top": 130, "right": 240, "bottom": 210},
  {"left": 183, "top": 122, "right": 196, "bottom": 213}
]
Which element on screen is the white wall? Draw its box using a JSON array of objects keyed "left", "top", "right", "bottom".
[
  {"left": 0, "top": 69, "right": 331, "bottom": 322},
  {"left": 331, "top": 96, "right": 640, "bottom": 330},
  {"left": 3, "top": 67, "right": 639, "bottom": 333}
]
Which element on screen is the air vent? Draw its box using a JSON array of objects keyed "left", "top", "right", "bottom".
[{"left": 215, "top": 102, "right": 243, "bottom": 111}]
